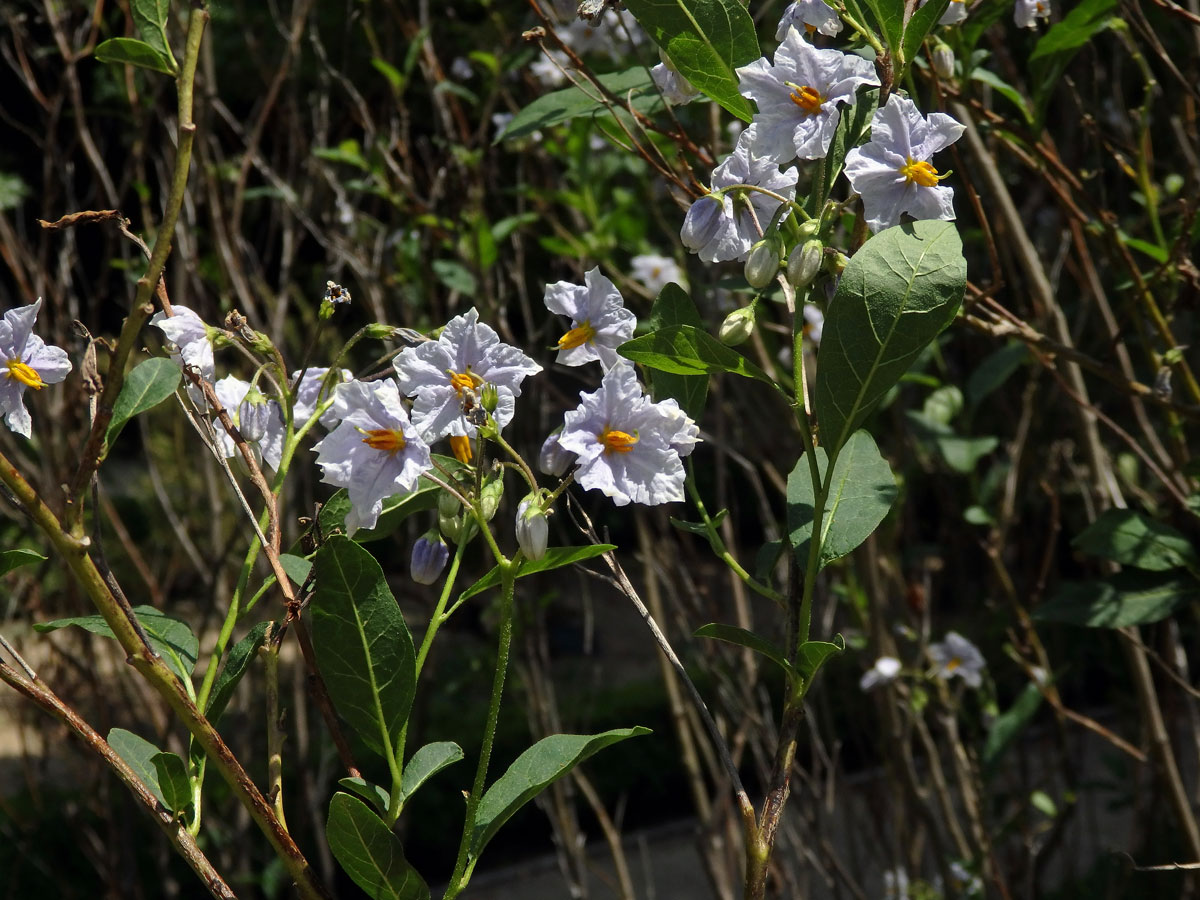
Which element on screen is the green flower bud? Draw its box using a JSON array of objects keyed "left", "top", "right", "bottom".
[
  {"left": 744, "top": 238, "right": 782, "bottom": 289},
  {"left": 479, "top": 475, "right": 504, "bottom": 522},
  {"left": 480, "top": 382, "right": 500, "bottom": 414},
  {"left": 437, "top": 489, "right": 461, "bottom": 519},
  {"left": 932, "top": 40, "right": 955, "bottom": 79},
  {"left": 787, "top": 239, "right": 824, "bottom": 289},
  {"left": 795, "top": 218, "right": 820, "bottom": 241},
  {"left": 719, "top": 307, "right": 756, "bottom": 346}
]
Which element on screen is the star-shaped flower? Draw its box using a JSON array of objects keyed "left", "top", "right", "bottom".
[
  {"left": 150, "top": 304, "right": 215, "bottom": 406},
  {"left": 630, "top": 253, "right": 685, "bottom": 295},
  {"left": 928, "top": 631, "right": 986, "bottom": 688},
  {"left": 737, "top": 29, "right": 879, "bottom": 165},
  {"left": 544, "top": 268, "right": 636, "bottom": 370},
  {"left": 843, "top": 94, "right": 965, "bottom": 232},
  {"left": 776, "top": 0, "right": 843, "bottom": 39},
  {"left": 312, "top": 379, "right": 433, "bottom": 536},
  {"left": 393, "top": 308, "right": 542, "bottom": 441},
  {"left": 0, "top": 299, "right": 72, "bottom": 438},
  {"left": 1015, "top": 0, "right": 1051, "bottom": 28},
  {"left": 557, "top": 361, "right": 696, "bottom": 506},
  {"left": 681, "top": 138, "right": 799, "bottom": 264}
]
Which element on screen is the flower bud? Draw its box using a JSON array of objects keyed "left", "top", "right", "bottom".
[
  {"left": 410, "top": 531, "right": 449, "bottom": 584},
  {"left": 744, "top": 238, "right": 781, "bottom": 289},
  {"left": 538, "top": 429, "right": 574, "bottom": 477},
  {"left": 365, "top": 323, "right": 402, "bottom": 340},
  {"left": 237, "top": 387, "right": 272, "bottom": 443},
  {"left": 787, "top": 239, "right": 824, "bottom": 289},
  {"left": 680, "top": 195, "right": 723, "bottom": 252},
  {"left": 826, "top": 250, "right": 849, "bottom": 275},
  {"left": 479, "top": 475, "right": 504, "bottom": 522},
  {"left": 932, "top": 40, "right": 955, "bottom": 79},
  {"left": 795, "top": 218, "right": 821, "bottom": 241},
  {"left": 516, "top": 495, "right": 549, "bottom": 561},
  {"left": 438, "top": 489, "right": 461, "bottom": 518},
  {"left": 719, "top": 307, "right": 756, "bottom": 347},
  {"left": 480, "top": 382, "right": 499, "bottom": 414}
]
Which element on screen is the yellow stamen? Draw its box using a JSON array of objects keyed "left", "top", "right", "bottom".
[
  {"left": 899, "top": 157, "right": 946, "bottom": 187},
  {"left": 597, "top": 425, "right": 638, "bottom": 454},
  {"left": 557, "top": 321, "right": 596, "bottom": 350},
  {"left": 449, "top": 369, "right": 484, "bottom": 395},
  {"left": 945, "top": 657, "right": 962, "bottom": 672},
  {"left": 788, "top": 85, "right": 824, "bottom": 116},
  {"left": 449, "top": 435, "right": 473, "bottom": 464},
  {"left": 5, "top": 359, "right": 44, "bottom": 390},
  {"left": 360, "top": 428, "right": 406, "bottom": 454},
  {"left": 804, "top": 23, "right": 817, "bottom": 35}
]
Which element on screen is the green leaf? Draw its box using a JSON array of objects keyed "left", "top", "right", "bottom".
[
  {"left": 36, "top": 606, "right": 198, "bottom": 682},
  {"left": 1071, "top": 509, "right": 1199, "bottom": 572},
  {"left": 311, "top": 537, "right": 417, "bottom": 762},
  {"left": 694, "top": 623, "right": 795, "bottom": 680},
  {"left": 278, "top": 553, "right": 313, "bottom": 587},
  {"left": 397, "top": 742, "right": 465, "bottom": 810},
  {"left": 796, "top": 635, "right": 845, "bottom": 683},
  {"left": 94, "top": 37, "right": 175, "bottom": 75},
  {"left": 814, "top": 221, "right": 966, "bottom": 454},
  {"left": 619, "top": 324, "right": 776, "bottom": 387},
  {"left": 622, "top": 0, "right": 759, "bottom": 121},
  {"left": 1030, "top": 790, "right": 1058, "bottom": 818},
  {"left": 970, "top": 68, "right": 1033, "bottom": 125},
  {"left": 106, "top": 357, "right": 182, "bottom": 446},
  {"left": 983, "top": 682, "right": 1043, "bottom": 771},
  {"left": 338, "top": 777, "right": 393, "bottom": 816},
  {"left": 644, "top": 284, "right": 709, "bottom": 422},
  {"left": 0, "top": 548, "right": 47, "bottom": 576},
  {"left": 1029, "top": 0, "right": 1120, "bottom": 126},
  {"left": 131, "top": 0, "right": 174, "bottom": 65},
  {"left": 1035, "top": 571, "right": 1199, "bottom": 628},
  {"left": 499, "top": 69, "right": 664, "bottom": 142},
  {"left": 459, "top": 545, "right": 617, "bottom": 602},
  {"left": 861, "top": 0, "right": 904, "bottom": 61},
  {"left": 787, "top": 430, "right": 898, "bottom": 571},
  {"left": 966, "top": 341, "right": 1028, "bottom": 410},
  {"left": 318, "top": 456, "right": 462, "bottom": 541},
  {"left": 205, "top": 622, "right": 270, "bottom": 723},
  {"left": 901, "top": 0, "right": 952, "bottom": 66},
  {"left": 326, "top": 793, "right": 430, "bottom": 900},
  {"left": 108, "top": 728, "right": 169, "bottom": 808},
  {"left": 814, "top": 86, "right": 877, "bottom": 211},
  {"left": 905, "top": 411, "right": 999, "bottom": 473},
  {"left": 432, "top": 259, "right": 476, "bottom": 295},
  {"left": 151, "top": 751, "right": 192, "bottom": 815},
  {"left": 469, "top": 728, "right": 651, "bottom": 860}
]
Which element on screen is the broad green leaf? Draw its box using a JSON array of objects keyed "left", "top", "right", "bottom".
[
  {"left": 644, "top": 284, "right": 709, "bottom": 422},
  {"left": 397, "top": 742, "right": 465, "bottom": 809},
  {"left": 619, "top": 324, "right": 776, "bottom": 387},
  {"left": 901, "top": 0, "right": 952, "bottom": 66},
  {"left": 1035, "top": 571, "right": 1199, "bottom": 628},
  {"left": 796, "top": 635, "right": 845, "bottom": 683},
  {"left": 694, "top": 623, "right": 795, "bottom": 680},
  {"left": 1071, "top": 509, "right": 1199, "bottom": 572},
  {"left": 326, "top": 793, "right": 430, "bottom": 900},
  {"left": 132, "top": 0, "right": 174, "bottom": 65},
  {"left": 814, "top": 221, "right": 965, "bottom": 454},
  {"left": 432, "top": 259, "right": 476, "bottom": 295},
  {"left": 106, "top": 357, "right": 182, "bottom": 446},
  {"left": 36, "top": 606, "right": 198, "bottom": 682},
  {"left": 469, "top": 728, "right": 651, "bottom": 860},
  {"left": 906, "top": 411, "right": 999, "bottom": 473},
  {"left": 205, "top": 622, "right": 270, "bottom": 723},
  {"left": 499, "top": 69, "right": 664, "bottom": 142},
  {"left": 966, "top": 341, "right": 1028, "bottom": 410},
  {"left": 0, "top": 548, "right": 46, "bottom": 576},
  {"left": 1029, "top": 0, "right": 1119, "bottom": 126},
  {"left": 318, "top": 455, "right": 462, "bottom": 541},
  {"left": 861, "top": 0, "right": 904, "bottom": 62},
  {"left": 94, "top": 37, "right": 174, "bottom": 75},
  {"left": 108, "top": 728, "right": 168, "bottom": 807},
  {"left": 278, "top": 553, "right": 313, "bottom": 587},
  {"left": 960, "top": 0, "right": 1014, "bottom": 52},
  {"left": 970, "top": 68, "right": 1033, "bottom": 125},
  {"left": 338, "top": 776, "right": 392, "bottom": 816},
  {"left": 983, "top": 682, "right": 1043, "bottom": 771},
  {"left": 311, "top": 536, "right": 417, "bottom": 762},
  {"left": 459, "top": 545, "right": 617, "bottom": 602},
  {"left": 152, "top": 751, "right": 192, "bottom": 814},
  {"left": 787, "top": 430, "right": 898, "bottom": 571},
  {"left": 622, "top": 0, "right": 759, "bottom": 121}
]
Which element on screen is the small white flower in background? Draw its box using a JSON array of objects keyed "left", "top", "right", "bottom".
[
  {"left": 630, "top": 253, "right": 685, "bottom": 294},
  {"left": 557, "top": 361, "right": 696, "bottom": 506},
  {"left": 291, "top": 367, "right": 351, "bottom": 429},
  {"left": 393, "top": 308, "right": 542, "bottom": 441},
  {"left": 737, "top": 29, "right": 879, "bottom": 164},
  {"left": 449, "top": 56, "right": 473, "bottom": 80},
  {"left": 151, "top": 304, "right": 214, "bottom": 406},
  {"left": 323, "top": 281, "right": 351, "bottom": 305},
  {"left": 1015, "top": 0, "right": 1052, "bottom": 28},
  {"left": 949, "top": 861, "right": 983, "bottom": 897},
  {"left": 651, "top": 62, "right": 700, "bottom": 106},
  {"left": 883, "top": 867, "right": 910, "bottom": 900},
  {"left": 530, "top": 50, "right": 571, "bottom": 87},
  {"left": 922, "top": 0, "right": 968, "bottom": 25},
  {"left": 859, "top": 655, "right": 901, "bottom": 691},
  {"left": 929, "top": 631, "right": 986, "bottom": 687},
  {"left": 544, "top": 267, "right": 636, "bottom": 370},
  {"left": 843, "top": 94, "right": 966, "bottom": 233},
  {"left": 680, "top": 138, "right": 799, "bottom": 263},
  {"left": 211, "top": 376, "right": 286, "bottom": 471},
  {"left": 776, "top": 0, "right": 843, "bottom": 39},
  {"left": 312, "top": 379, "right": 433, "bottom": 536},
  {"left": 0, "top": 299, "right": 72, "bottom": 438},
  {"left": 803, "top": 304, "right": 824, "bottom": 345}
]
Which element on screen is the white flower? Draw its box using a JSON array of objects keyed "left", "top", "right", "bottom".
[
  {"left": 657, "top": 398, "right": 701, "bottom": 457},
  {"left": 630, "top": 254, "right": 685, "bottom": 294},
  {"left": 928, "top": 631, "right": 986, "bottom": 688},
  {"left": 544, "top": 267, "right": 636, "bottom": 370},
  {"left": 928, "top": 0, "right": 969, "bottom": 25},
  {"left": 211, "top": 376, "right": 285, "bottom": 471},
  {"left": 651, "top": 62, "right": 700, "bottom": 105},
  {"left": 0, "top": 299, "right": 72, "bottom": 438},
  {"left": 393, "top": 308, "right": 541, "bottom": 442},
  {"left": 949, "top": 861, "right": 983, "bottom": 896},
  {"left": 776, "top": 0, "right": 843, "bottom": 39},
  {"left": 859, "top": 655, "right": 901, "bottom": 691},
  {"left": 292, "top": 367, "right": 350, "bottom": 429},
  {"left": 557, "top": 361, "right": 694, "bottom": 506},
  {"left": 151, "top": 304, "right": 214, "bottom": 406},
  {"left": 1014, "top": 0, "right": 1051, "bottom": 28},
  {"left": 843, "top": 94, "right": 966, "bottom": 233},
  {"left": 530, "top": 50, "right": 571, "bottom": 87},
  {"left": 803, "top": 304, "right": 824, "bottom": 345},
  {"left": 450, "top": 56, "right": 473, "bottom": 80},
  {"left": 737, "top": 30, "right": 878, "bottom": 165},
  {"left": 516, "top": 495, "right": 549, "bottom": 560},
  {"left": 883, "top": 867, "right": 910, "bottom": 900},
  {"left": 312, "top": 379, "right": 433, "bottom": 536},
  {"left": 681, "top": 139, "right": 799, "bottom": 263}
]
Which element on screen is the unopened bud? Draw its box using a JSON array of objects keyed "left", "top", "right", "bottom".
[
  {"left": 237, "top": 386, "right": 272, "bottom": 443},
  {"left": 681, "top": 195, "right": 723, "bottom": 252},
  {"left": 410, "top": 531, "right": 449, "bottom": 584},
  {"left": 744, "top": 238, "right": 781, "bottom": 289},
  {"left": 479, "top": 475, "right": 504, "bottom": 522},
  {"left": 719, "top": 307, "right": 756, "bottom": 346},
  {"left": 516, "top": 495, "right": 549, "bottom": 561},
  {"left": 365, "top": 323, "right": 402, "bottom": 340},
  {"left": 795, "top": 219, "right": 820, "bottom": 241},
  {"left": 787, "top": 239, "right": 823, "bottom": 289},
  {"left": 932, "top": 41, "right": 955, "bottom": 79},
  {"left": 538, "top": 429, "right": 574, "bottom": 477},
  {"left": 437, "top": 489, "right": 461, "bottom": 518}
]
